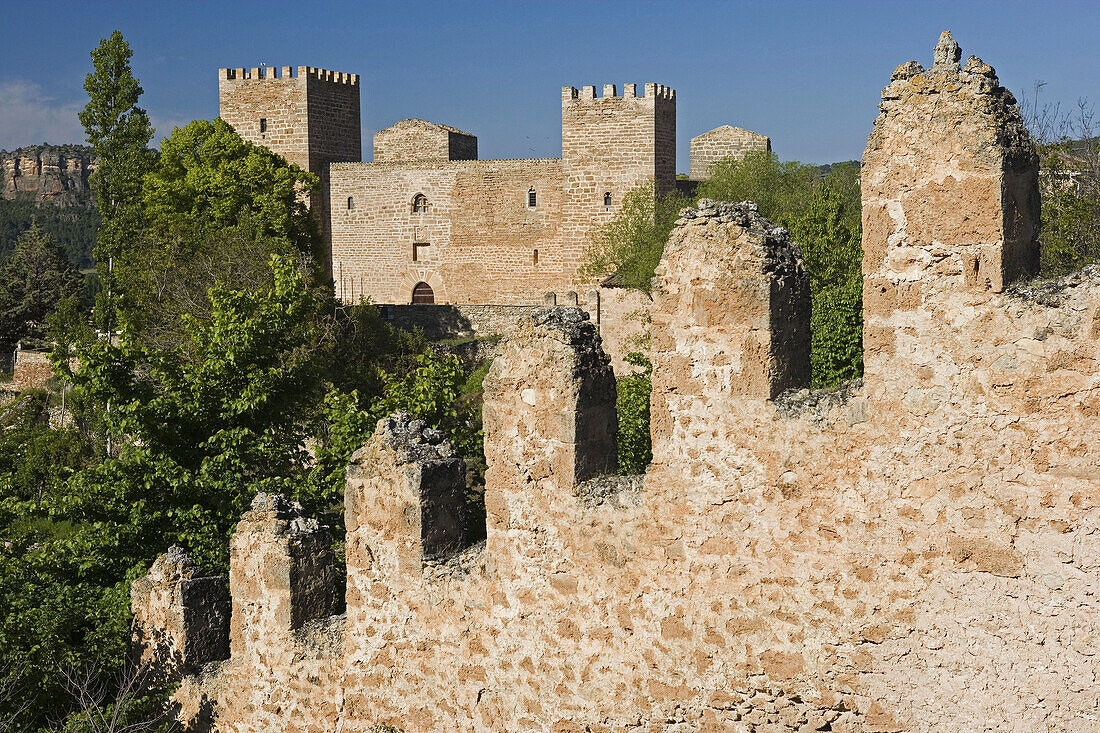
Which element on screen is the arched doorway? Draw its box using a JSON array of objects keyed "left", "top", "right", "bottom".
[{"left": 412, "top": 281, "right": 435, "bottom": 304}]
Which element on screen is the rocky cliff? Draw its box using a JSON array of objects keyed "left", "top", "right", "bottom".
[{"left": 0, "top": 144, "right": 95, "bottom": 206}]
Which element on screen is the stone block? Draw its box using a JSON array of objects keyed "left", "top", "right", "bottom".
[{"left": 131, "top": 546, "right": 229, "bottom": 679}]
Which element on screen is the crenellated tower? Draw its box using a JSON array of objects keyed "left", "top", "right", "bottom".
[
  {"left": 218, "top": 65, "right": 362, "bottom": 273},
  {"left": 560, "top": 83, "right": 676, "bottom": 279}
]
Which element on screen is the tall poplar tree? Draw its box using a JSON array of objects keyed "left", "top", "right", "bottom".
[{"left": 78, "top": 30, "right": 155, "bottom": 328}]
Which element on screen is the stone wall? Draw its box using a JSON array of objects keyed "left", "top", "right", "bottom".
[
  {"left": 326, "top": 82, "right": 676, "bottom": 309},
  {"left": 330, "top": 158, "right": 565, "bottom": 304},
  {"left": 136, "top": 34, "right": 1100, "bottom": 732},
  {"left": 561, "top": 83, "right": 677, "bottom": 282},
  {"left": 688, "top": 125, "right": 771, "bottom": 180},
  {"left": 373, "top": 119, "right": 478, "bottom": 163},
  {"left": 380, "top": 286, "right": 651, "bottom": 373},
  {"left": 10, "top": 348, "right": 54, "bottom": 391}
]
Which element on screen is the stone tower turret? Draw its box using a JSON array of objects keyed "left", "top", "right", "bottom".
[
  {"left": 560, "top": 83, "right": 676, "bottom": 278},
  {"left": 218, "top": 65, "right": 362, "bottom": 272}
]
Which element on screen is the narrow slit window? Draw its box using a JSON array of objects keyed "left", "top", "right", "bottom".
[
  {"left": 260, "top": 118, "right": 267, "bottom": 134},
  {"left": 533, "top": 248, "right": 539, "bottom": 265},
  {"left": 347, "top": 196, "right": 354, "bottom": 210},
  {"left": 528, "top": 189, "right": 537, "bottom": 208},
  {"left": 603, "top": 192, "right": 612, "bottom": 207}
]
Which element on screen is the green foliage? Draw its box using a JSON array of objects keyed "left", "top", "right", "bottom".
[
  {"left": 325, "top": 304, "right": 429, "bottom": 409},
  {"left": 0, "top": 198, "right": 100, "bottom": 269},
  {"left": 61, "top": 255, "right": 328, "bottom": 569},
  {"left": 0, "top": 224, "right": 85, "bottom": 347},
  {"left": 1036, "top": 141, "right": 1100, "bottom": 275},
  {"left": 580, "top": 182, "right": 691, "bottom": 292},
  {"left": 787, "top": 166, "right": 864, "bottom": 386},
  {"left": 616, "top": 353, "right": 652, "bottom": 475},
  {"left": 696, "top": 149, "right": 818, "bottom": 225},
  {"left": 118, "top": 214, "right": 304, "bottom": 351},
  {"left": 143, "top": 118, "right": 320, "bottom": 261},
  {"left": 78, "top": 30, "right": 155, "bottom": 328},
  {"left": 374, "top": 350, "right": 480, "bottom": 458}
]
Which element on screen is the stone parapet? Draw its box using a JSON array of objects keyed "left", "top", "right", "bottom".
[
  {"left": 140, "top": 33, "right": 1100, "bottom": 732},
  {"left": 228, "top": 493, "right": 337, "bottom": 659},
  {"left": 862, "top": 31, "right": 1041, "bottom": 402},
  {"left": 131, "top": 547, "right": 229, "bottom": 679}
]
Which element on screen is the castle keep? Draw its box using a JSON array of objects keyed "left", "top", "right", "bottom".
[
  {"left": 217, "top": 69, "right": 767, "bottom": 306},
  {"left": 134, "top": 34, "right": 1100, "bottom": 730}
]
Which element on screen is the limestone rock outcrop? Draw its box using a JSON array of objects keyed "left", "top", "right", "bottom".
[{"left": 0, "top": 144, "right": 95, "bottom": 206}]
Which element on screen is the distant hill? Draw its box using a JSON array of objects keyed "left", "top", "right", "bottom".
[{"left": 816, "top": 160, "right": 861, "bottom": 177}]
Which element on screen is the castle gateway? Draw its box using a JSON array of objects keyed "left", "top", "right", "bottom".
[{"left": 217, "top": 67, "right": 768, "bottom": 305}]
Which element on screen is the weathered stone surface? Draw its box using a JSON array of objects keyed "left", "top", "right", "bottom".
[
  {"left": 0, "top": 144, "right": 94, "bottom": 205},
  {"left": 131, "top": 546, "right": 229, "bottom": 679},
  {"left": 136, "top": 33, "right": 1100, "bottom": 733},
  {"left": 228, "top": 493, "right": 337, "bottom": 659}
]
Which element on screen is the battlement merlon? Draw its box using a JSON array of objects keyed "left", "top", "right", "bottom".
[
  {"left": 561, "top": 82, "right": 676, "bottom": 102},
  {"left": 219, "top": 66, "right": 359, "bottom": 85}
]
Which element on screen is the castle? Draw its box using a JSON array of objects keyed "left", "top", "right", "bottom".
[
  {"left": 133, "top": 34, "right": 1100, "bottom": 730},
  {"left": 217, "top": 66, "right": 769, "bottom": 306}
]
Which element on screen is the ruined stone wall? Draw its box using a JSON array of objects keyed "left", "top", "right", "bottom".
[
  {"left": 688, "top": 125, "right": 771, "bottom": 180},
  {"left": 139, "top": 35, "right": 1100, "bottom": 732},
  {"left": 10, "top": 348, "right": 54, "bottom": 391},
  {"left": 373, "top": 119, "right": 478, "bottom": 163},
  {"left": 329, "top": 158, "right": 565, "bottom": 304}
]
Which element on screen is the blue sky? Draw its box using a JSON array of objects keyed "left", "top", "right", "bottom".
[{"left": 3, "top": 0, "right": 1098, "bottom": 168}]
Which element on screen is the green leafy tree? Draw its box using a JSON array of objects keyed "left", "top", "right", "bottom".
[
  {"left": 142, "top": 118, "right": 319, "bottom": 260},
  {"left": 579, "top": 182, "right": 690, "bottom": 292},
  {"left": 616, "top": 353, "right": 652, "bottom": 475},
  {"left": 788, "top": 168, "right": 864, "bottom": 386},
  {"left": 0, "top": 224, "right": 84, "bottom": 347},
  {"left": 78, "top": 30, "right": 155, "bottom": 328},
  {"left": 1021, "top": 87, "right": 1100, "bottom": 275},
  {"left": 59, "top": 254, "right": 329, "bottom": 569},
  {"left": 697, "top": 150, "right": 818, "bottom": 225}
]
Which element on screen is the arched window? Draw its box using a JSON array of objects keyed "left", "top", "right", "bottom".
[
  {"left": 603, "top": 192, "right": 612, "bottom": 207},
  {"left": 528, "top": 189, "right": 537, "bottom": 208},
  {"left": 347, "top": 196, "right": 354, "bottom": 210},
  {"left": 411, "top": 282, "right": 435, "bottom": 304},
  {"left": 412, "top": 193, "right": 429, "bottom": 213}
]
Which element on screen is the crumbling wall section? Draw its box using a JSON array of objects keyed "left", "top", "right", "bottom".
[
  {"left": 131, "top": 547, "right": 229, "bottom": 679},
  {"left": 649, "top": 199, "right": 810, "bottom": 483},
  {"left": 142, "top": 33, "right": 1100, "bottom": 733}
]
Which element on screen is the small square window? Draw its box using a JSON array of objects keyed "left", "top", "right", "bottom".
[
  {"left": 603, "top": 192, "right": 612, "bottom": 207},
  {"left": 260, "top": 118, "right": 267, "bottom": 134},
  {"left": 413, "top": 243, "right": 429, "bottom": 262}
]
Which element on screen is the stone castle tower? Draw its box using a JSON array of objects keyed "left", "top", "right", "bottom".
[
  {"left": 217, "top": 66, "right": 361, "bottom": 266},
  {"left": 560, "top": 84, "right": 677, "bottom": 276}
]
